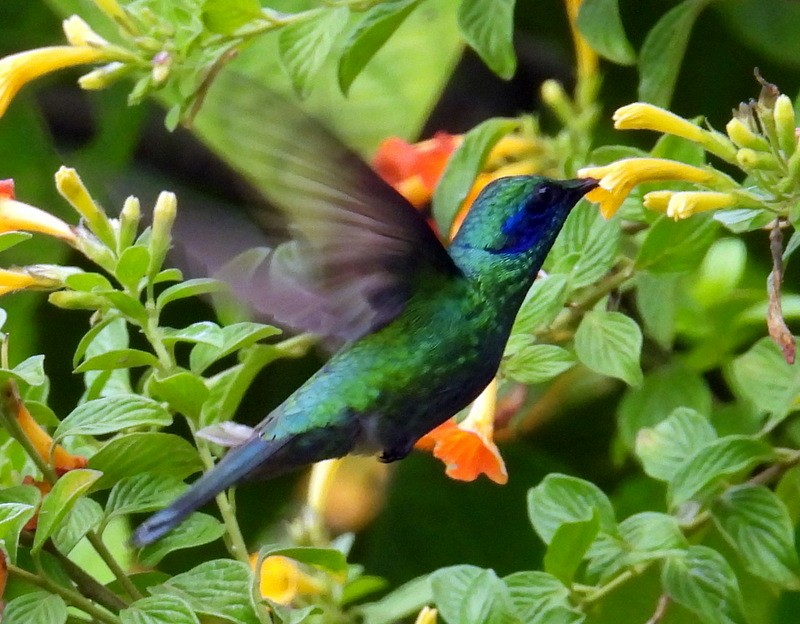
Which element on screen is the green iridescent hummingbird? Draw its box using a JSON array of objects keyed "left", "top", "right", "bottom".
[{"left": 132, "top": 75, "right": 596, "bottom": 546}]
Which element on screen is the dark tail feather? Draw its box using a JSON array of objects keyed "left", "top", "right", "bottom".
[{"left": 131, "top": 435, "right": 275, "bottom": 547}]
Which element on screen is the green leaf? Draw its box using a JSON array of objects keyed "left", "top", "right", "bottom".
[
  {"left": 105, "top": 472, "right": 187, "bottom": 523},
  {"left": 88, "top": 432, "right": 202, "bottom": 490},
  {"left": 669, "top": 436, "right": 775, "bottom": 506},
  {"left": 55, "top": 395, "right": 171, "bottom": 441},
  {"left": 75, "top": 347, "right": 160, "bottom": 373},
  {"left": 457, "top": 0, "right": 517, "bottom": 78},
  {"left": 0, "top": 354, "right": 46, "bottom": 386},
  {"left": 150, "top": 559, "right": 260, "bottom": 624},
  {"left": 338, "top": 0, "right": 423, "bottom": 94},
  {"left": 0, "top": 231, "right": 32, "bottom": 253},
  {"left": 64, "top": 271, "right": 113, "bottom": 291},
  {"left": 357, "top": 574, "right": 434, "bottom": 624},
  {"left": 3, "top": 592, "right": 68, "bottom": 624},
  {"left": 264, "top": 546, "right": 348, "bottom": 577},
  {"left": 636, "top": 215, "right": 718, "bottom": 273},
  {"left": 155, "top": 268, "right": 183, "bottom": 284},
  {"left": 503, "top": 571, "right": 579, "bottom": 623},
  {"left": 121, "top": 595, "right": 199, "bottom": 624},
  {"left": 116, "top": 245, "right": 151, "bottom": 292},
  {"left": 279, "top": 8, "right": 349, "bottom": 98},
  {"left": 156, "top": 278, "right": 223, "bottom": 311},
  {"left": 100, "top": 290, "right": 148, "bottom": 325},
  {"left": 712, "top": 485, "right": 800, "bottom": 588},
  {"left": 342, "top": 575, "right": 388, "bottom": 606},
  {"left": 0, "top": 498, "right": 38, "bottom": 562},
  {"left": 714, "top": 208, "right": 774, "bottom": 234},
  {"left": 432, "top": 117, "right": 519, "bottom": 232},
  {"left": 574, "top": 310, "right": 642, "bottom": 386},
  {"left": 162, "top": 322, "right": 224, "bottom": 348},
  {"left": 544, "top": 511, "right": 600, "bottom": 585},
  {"left": 527, "top": 474, "right": 616, "bottom": 544},
  {"left": 662, "top": 545, "right": 745, "bottom": 624},
  {"left": 190, "top": 322, "right": 281, "bottom": 374},
  {"left": 512, "top": 274, "right": 569, "bottom": 335},
  {"left": 73, "top": 315, "right": 117, "bottom": 368},
  {"left": 548, "top": 204, "right": 620, "bottom": 290},
  {"left": 576, "top": 0, "right": 635, "bottom": 64},
  {"left": 635, "top": 407, "right": 717, "bottom": 482},
  {"left": 202, "top": 0, "right": 262, "bottom": 34},
  {"left": 691, "top": 238, "right": 747, "bottom": 308},
  {"left": 638, "top": 0, "right": 706, "bottom": 107},
  {"left": 502, "top": 344, "right": 575, "bottom": 384},
  {"left": 617, "top": 364, "right": 712, "bottom": 451},
  {"left": 33, "top": 468, "right": 102, "bottom": 552},
  {"left": 147, "top": 371, "right": 209, "bottom": 420},
  {"left": 718, "top": 0, "right": 800, "bottom": 68},
  {"left": 431, "top": 565, "right": 515, "bottom": 624},
  {"left": 636, "top": 272, "right": 680, "bottom": 349},
  {"left": 729, "top": 337, "right": 800, "bottom": 426},
  {"left": 139, "top": 513, "right": 226, "bottom": 566},
  {"left": 52, "top": 496, "right": 103, "bottom": 554}
]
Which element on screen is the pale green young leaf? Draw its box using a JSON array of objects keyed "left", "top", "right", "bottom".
[
  {"left": 638, "top": 0, "right": 706, "bottom": 107},
  {"left": 150, "top": 559, "right": 260, "bottom": 624},
  {"left": 202, "top": 0, "right": 262, "bottom": 34},
  {"left": 64, "top": 272, "right": 113, "bottom": 291},
  {"left": 511, "top": 274, "right": 569, "bottom": 335},
  {"left": 116, "top": 245, "right": 151, "bottom": 292},
  {"left": 75, "top": 348, "right": 159, "bottom": 373},
  {"left": 0, "top": 499, "right": 37, "bottom": 562},
  {"left": 264, "top": 546, "right": 348, "bottom": 577},
  {"left": 121, "top": 594, "right": 200, "bottom": 624},
  {"left": 139, "top": 513, "right": 226, "bottom": 566},
  {"left": 101, "top": 290, "right": 148, "bottom": 325},
  {"left": 0, "top": 231, "right": 32, "bottom": 253},
  {"left": 548, "top": 204, "right": 620, "bottom": 289},
  {"left": 431, "top": 565, "right": 515, "bottom": 624},
  {"left": 338, "top": 0, "right": 423, "bottom": 94},
  {"left": 432, "top": 117, "right": 519, "bottom": 233},
  {"left": 617, "top": 364, "right": 712, "bottom": 450},
  {"left": 712, "top": 485, "right": 800, "bottom": 589},
  {"left": 729, "top": 337, "right": 800, "bottom": 426},
  {"left": 0, "top": 354, "right": 46, "bottom": 387},
  {"left": 190, "top": 322, "right": 281, "bottom": 374},
  {"left": 544, "top": 512, "right": 600, "bottom": 586},
  {"left": 635, "top": 407, "right": 717, "bottom": 481},
  {"left": 662, "top": 545, "right": 745, "bottom": 624},
  {"left": 147, "top": 371, "right": 210, "bottom": 420},
  {"left": 162, "top": 322, "right": 224, "bottom": 348},
  {"left": 577, "top": 0, "right": 635, "bottom": 64},
  {"left": 279, "top": 8, "right": 349, "bottom": 98},
  {"left": 457, "top": 0, "right": 517, "bottom": 78},
  {"left": 3, "top": 592, "right": 68, "bottom": 624},
  {"left": 78, "top": 317, "right": 132, "bottom": 397},
  {"left": 73, "top": 315, "right": 117, "bottom": 368},
  {"left": 33, "top": 468, "right": 102, "bottom": 552},
  {"left": 714, "top": 208, "right": 774, "bottom": 234},
  {"left": 155, "top": 268, "right": 183, "bottom": 284},
  {"left": 55, "top": 395, "right": 171, "bottom": 441},
  {"left": 156, "top": 278, "right": 223, "bottom": 311},
  {"left": 88, "top": 432, "right": 202, "bottom": 489},
  {"left": 52, "top": 496, "right": 103, "bottom": 554},
  {"left": 527, "top": 474, "right": 616, "bottom": 544},
  {"left": 574, "top": 310, "right": 642, "bottom": 386},
  {"left": 636, "top": 215, "right": 718, "bottom": 273},
  {"left": 502, "top": 344, "right": 575, "bottom": 384},
  {"left": 668, "top": 436, "right": 775, "bottom": 507},
  {"left": 503, "top": 571, "right": 579, "bottom": 623},
  {"left": 617, "top": 512, "right": 687, "bottom": 562},
  {"left": 105, "top": 473, "right": 187, "bottom": 523}
]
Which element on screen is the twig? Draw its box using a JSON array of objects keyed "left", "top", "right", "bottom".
[
  {"left": 767, "top": 219, "right": 796, "bottom": 364},
  {"left": 85, "top": 530, "right": 143, "bottom": 601},
  {"left": 645, "top": 594, "right": 671, "bottom": 624}
]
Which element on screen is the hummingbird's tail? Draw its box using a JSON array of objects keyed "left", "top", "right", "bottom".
[{"left": 131, "top": 434, "right": 277, "bottom": 547}]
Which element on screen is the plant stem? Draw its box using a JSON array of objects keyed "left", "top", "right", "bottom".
[
  {"left": 7, "top": 563, "right": 121, "bottom": 624},
  {"left": 580, "top": 569, "right": 636, "bottom": 606},
  {"left": 86, "top": 529, "right": 144, "bottom": 601}
]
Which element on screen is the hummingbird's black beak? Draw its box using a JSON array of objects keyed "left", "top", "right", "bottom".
[{"left": 567, "top": 177, "right": 600, "bottom": 195}]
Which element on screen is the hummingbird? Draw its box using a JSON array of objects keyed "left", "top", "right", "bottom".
[{"left": 131, "top": 74, "right": 597, "bottom": 546}]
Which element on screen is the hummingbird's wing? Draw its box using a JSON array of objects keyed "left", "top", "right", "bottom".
[{"left": 171, "top": 72, "right": 460, "bottom": 345}]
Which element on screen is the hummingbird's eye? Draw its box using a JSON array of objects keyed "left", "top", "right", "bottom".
[{"left": 533, "top": 184, "right": 556, "bottom": 209}]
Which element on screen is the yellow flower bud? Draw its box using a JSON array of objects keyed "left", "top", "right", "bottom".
[
  {"left": 540, "top": 79, "right": 574, "bottom": 124},
  {"left": 725, "top": 118, "right": 771, "bottom": 151},
  {"left": 414, "top": 606, "right": 438, "bottom": 624},
  {"left": 118, "top": 195, "right": 141, "bottom": 252},
  {"left": 774, "top": 94, "right": 797, "bottom": 157},
  {"left": 63, "top": 15, "right": 109, "bottom": 48},
  {"left": 148, "top": 191, "right": 177, "bottom": 276},
  {"left": 736, "top": 148, "right": 780, "bottom": 171},
  {"left": 48, "top": 290, "right": 106, "bottom": 310},
  {"left": 55, "top": 167, "right": 116, "bottom": 247},
  {"left": 78, "top": 62, "right": 129, "bottom": 90}
]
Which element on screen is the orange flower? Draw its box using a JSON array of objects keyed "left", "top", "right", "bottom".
[
  {"left": 21, "top": 476, "right": 52, "bottom": 531},
  {"left": 416, "top": 378, "right": 507, "bottom": 485},
  {"left": 5, "top": 385, "right": 87, "bottom": 475},
  {"left": 373, "top": 132, "right": 461, "bottom": 208}
]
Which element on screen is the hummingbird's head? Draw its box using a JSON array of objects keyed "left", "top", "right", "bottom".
[{"left": 450, "top": 175, "right": 598, "bottom": 256}]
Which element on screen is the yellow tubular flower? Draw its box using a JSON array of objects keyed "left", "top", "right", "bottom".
[
  {"left": 664, "top": 191, "right": 737, "bottom": 220},
  {"left": 414, "top": 606, "right": 438, "bottom": 624},
  {"left": 250, "top": 554, "right": 325, "bottom": 606},
  {"left": 306, "top": 459, "right": 342, "bottom": 518},
  {"left": 641, "top": 190, "right": 673, "bottom": 213},
  {"left": 0, "top": 269, "right": 37, "bottom": 296},
  {"left": 564, "top": 0, "right": 598, "bottom": 82},
  {"left": 578, "top": 158, "right": 723, "bottom": 218},
  {"left": 0, "top": 195, "right": 76, "bottom": 243},
  {"left": 0, "top": 46, "right": 110, "bottom": 117}
]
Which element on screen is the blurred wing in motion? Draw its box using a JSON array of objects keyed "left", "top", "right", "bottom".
[{"left": 172, "top": 72, "right": 460, "bottom": 345}]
